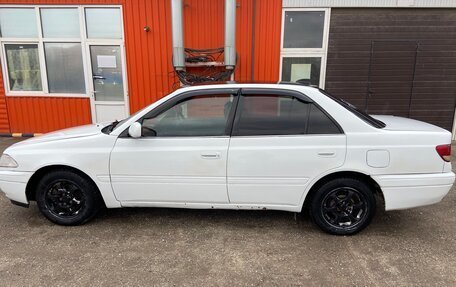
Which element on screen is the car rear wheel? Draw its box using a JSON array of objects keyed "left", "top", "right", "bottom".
[
  {"left": 35, "top": 170, "right": 101, "bottom": 225},
  {"left": 309, "top": 178, "right": 376, "bottom": 235}
]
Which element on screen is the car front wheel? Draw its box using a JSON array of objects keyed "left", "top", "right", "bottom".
[
  {"left": 35, "top": 169, "right": 101, "bottom": 225},
  {"left": 310, "top": 177, "right": 376, "bottom": 235}
]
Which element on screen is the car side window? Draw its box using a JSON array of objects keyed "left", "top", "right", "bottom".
[
  {"left": 142, "top": 94, "right": 234, "bottom": 137},
  {"left": 232, "top": 95, "right": 309, "bottom": 136},
  {"left": 307, "top": 104, "right": 341, "bottom": 134},
  {"left": 232, "top": 94, "right": 341, "bottom": 136}
]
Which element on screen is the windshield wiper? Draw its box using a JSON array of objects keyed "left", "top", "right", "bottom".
[
  {"left": 102, "top": 120, "right": 120, "bottom": 134},
  {"left": 111, "top": 120, "right": 120, "bottom": 130}
]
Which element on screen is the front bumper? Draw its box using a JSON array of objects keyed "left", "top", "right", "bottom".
[
  {"left": 0, "top": 170, "right": 33, "bottom": 205},
  {"left": 373, "top": 172, "right": 455, "bottom": 211}
]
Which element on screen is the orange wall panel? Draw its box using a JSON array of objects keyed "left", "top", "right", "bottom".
[
  {"left": 235, "top": 0, "right": 254, "bottom": 82},
  {"left": 177, "top": 0, "right": 281, "bottom": 83},
  {"left": 6, "top": 97, "right": 92, "bottom": 134},
  {"left": 183, "top": 0, "right": 224, "bottom": 49},
  {"left": 124, "top": 0, "right": 282, "bottom": 113},
  {"left": 124, "top": 0, "right": 177, "bottom": 113},
  {"left": 251, "top": 0, "right": 282, "bottom": 82},
  {"left": 0, "top": 69, "right": 10, "bottom": 133}
]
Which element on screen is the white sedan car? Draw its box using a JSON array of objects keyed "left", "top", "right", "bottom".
[{"left": 0, "top": 83, "right": 454, "bottom": 235}]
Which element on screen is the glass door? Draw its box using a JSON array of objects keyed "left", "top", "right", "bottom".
[{"left": 89, "top": 45, "right": 127, "bottom": 123}]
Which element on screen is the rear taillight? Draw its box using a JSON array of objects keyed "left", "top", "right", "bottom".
[{"left": 436, "top": 144, "right": 451, "bottom": 162}]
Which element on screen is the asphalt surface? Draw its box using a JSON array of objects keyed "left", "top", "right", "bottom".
[{"left": 0, "top": 137, "right": 455, "bottom": 286}]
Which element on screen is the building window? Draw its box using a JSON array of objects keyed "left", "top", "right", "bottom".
[
  {"left": 280, "top": 8, "right": 330, "bottom": 88},
  {"left": 281, "top": 57, "right": 321, "bottom": 86},
  {"left": 85, "top": 8, "right": 122, "bottom": 39},
  {"left": 283, "top": 11, "right": 325, "bottom": 49},
  {"left": 5, "top": 44, "right": 42, "bottom": 91},
  {"left": 40, "top": 8, "right": 80, "bottom": 38},
  {"left": 0, "top": 8, "right": 38, "bottom": 38},
  {"left": 44, "top": 43, "right": 85, "bottom": 93},
  {"left": 0, "top": 5, "right": 123, "bottom": 96}
]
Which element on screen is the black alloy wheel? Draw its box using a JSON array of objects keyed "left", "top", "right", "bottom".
[
  {"left": 320, "top": 187, "right": 367, "bottom": 229},
  {"left": 44, "top": 180, "right": 85, "bottom": 218},
  {"left": 310, "top": 177, "right": 376, "bottom": 235},
  {"left": 36, "top": 169, "right": 101, "bottom": 225}
]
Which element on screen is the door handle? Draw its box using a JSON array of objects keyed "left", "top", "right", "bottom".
[
  {"left": 318, "top": 151, "right": 336, "bottom": 157},
  {"left": 201, "top": 152, "right": 221, "bottom": 159},
  {"left": 93, "top": 75, "right": 106, "bottom": 80}
]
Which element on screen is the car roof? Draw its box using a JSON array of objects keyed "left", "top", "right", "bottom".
[{"left": 175, "top": 83, "right": 320, "bottom": 94}]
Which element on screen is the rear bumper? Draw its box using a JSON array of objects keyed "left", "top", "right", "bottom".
[
  {"left": 0, "top": 170, "right": 33, "bottom": 205},
  {"left": 373, "top": 172, "right": 455, "bottom": 211}
]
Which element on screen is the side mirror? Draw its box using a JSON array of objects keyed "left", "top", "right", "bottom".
[{"left": 128, "top": 122, "right": 142, "bottom": 138}]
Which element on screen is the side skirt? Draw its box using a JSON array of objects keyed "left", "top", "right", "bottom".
[
  {"left": 119, "top": 201, "right": 301, "bottom": 212},
  {"left": 11, "top": 200, "right": 29, "bottom": 208}
]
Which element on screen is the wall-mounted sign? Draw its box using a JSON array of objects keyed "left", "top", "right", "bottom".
[{"left": 97, "top": 55, "right": 117, "bottom": 68}]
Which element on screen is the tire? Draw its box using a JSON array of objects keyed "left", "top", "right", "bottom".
[
  {"left": 35, "top": 169, "right": 102, "bottom": 226},
  {"left": 309, "top": 177, "right": 376, "bottom": 235}
]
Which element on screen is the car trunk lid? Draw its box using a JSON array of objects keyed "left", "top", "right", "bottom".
[{"left": 372, "top": 115, "right": 448, "bottom": 133}]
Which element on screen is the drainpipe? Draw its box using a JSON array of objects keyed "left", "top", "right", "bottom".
[
  {"left": 224, "top": 0, "right": 236, "bottom": 70},
  {"left": 171, "top": 0, "right": 236, "bottom": 71},
  {"left": 171, "top": 0, "right": 185, "bottom": 70}
]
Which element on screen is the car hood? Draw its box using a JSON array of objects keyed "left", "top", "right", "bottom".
[
  {"left": 12, "top": 123, "right": 109, "bottom": 147},
  {"left": 372, "top": 115, "right": 448, "bottom": 133}
]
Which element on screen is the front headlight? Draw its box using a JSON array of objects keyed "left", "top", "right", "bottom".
[{"left": 0, "top": 154, "right": 18, "bottom": 168}]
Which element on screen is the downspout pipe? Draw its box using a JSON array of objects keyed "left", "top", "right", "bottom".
[
  {"left": 224, "top": 0, "right": 236, "bottom": 69},
  {"left": 171, "top": 0, "right": 185, "bottom": 70}
]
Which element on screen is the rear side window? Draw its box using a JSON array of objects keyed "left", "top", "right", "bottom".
[
  {"left": 232, "top": 94, "right": 341, "bottom": 136},
  {"left": 308, "top": 104, "right": 341, "bottom": 134}
]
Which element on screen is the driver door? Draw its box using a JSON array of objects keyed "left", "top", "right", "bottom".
[{"left": 109, "top": 89, "right": 238, "bottom": 204}]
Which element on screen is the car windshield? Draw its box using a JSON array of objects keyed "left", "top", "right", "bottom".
[{"left": 319, "top": 89, "right": 386, "bottom": 129}]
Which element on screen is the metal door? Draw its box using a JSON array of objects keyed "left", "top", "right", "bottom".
[
  {"left": 88, "top": 45, "right": 128, "bottom": 123},
  {"left": 366, "top": 41, "right": 418, "bottom": 117}
]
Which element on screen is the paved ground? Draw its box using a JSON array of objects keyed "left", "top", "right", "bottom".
[{"left": 0, "top": 137, "right": 454, "bottom": 286}]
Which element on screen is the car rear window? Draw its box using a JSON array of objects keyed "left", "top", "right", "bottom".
[{"left": 319, "top": 89, "right": 386, "bottom": 128}]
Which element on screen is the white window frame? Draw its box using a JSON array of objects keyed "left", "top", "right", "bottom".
[
  {"left": 279, "top": 8, "right": 331, "bottom": 88},
  {"left": 0, "top": 4, "right": 125, "bottom": 99}
]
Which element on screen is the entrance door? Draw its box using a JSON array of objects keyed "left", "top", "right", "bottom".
[{"left": 88, "top": 45, "right": 128, "bottom": 123}]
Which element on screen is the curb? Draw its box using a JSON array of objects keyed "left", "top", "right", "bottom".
[{"left": 0, "top": 133, "right": 42, "bottom": 138}]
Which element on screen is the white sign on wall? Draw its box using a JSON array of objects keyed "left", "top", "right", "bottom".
[{"left": 97, "top": 55, "right": 117, "bottom": 68}]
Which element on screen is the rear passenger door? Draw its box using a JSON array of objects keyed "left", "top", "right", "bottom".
[{"left": 227, "top": 89, "right": 346, "bottom": 207}]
